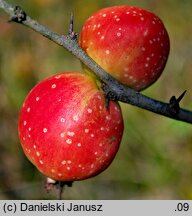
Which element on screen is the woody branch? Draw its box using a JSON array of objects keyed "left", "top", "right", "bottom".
[{"left": 0, "top": 0, "right": 192, "bottom": 124}]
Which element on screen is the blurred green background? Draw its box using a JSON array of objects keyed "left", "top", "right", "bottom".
[{"left": 0, "top": 0, "right": 192, "bottom": 200}]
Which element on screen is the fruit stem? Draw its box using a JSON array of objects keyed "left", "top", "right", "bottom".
[{"left": 58, "top": 181, "right": 73, "bottom": 200}]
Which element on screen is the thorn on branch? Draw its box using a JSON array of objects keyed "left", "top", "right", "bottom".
[
  {"left": 101, "top": 82, "right": 119, "bottom": 111},
  {"left": 168, "top": 90, "right": 187, "bottom": 115},
  {"left": 68, "top": 12, "right": 78, "bottom": 40},
  {"left": 9, "top": 6, "right": 27, "bottom": 23}
]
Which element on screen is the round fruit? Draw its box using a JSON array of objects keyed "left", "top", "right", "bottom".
[
  {"left": 18, "top": 72, "right": 124, "bottom": 181},
  {"left": 79, "top": 5, "right": 170, "bottom": 91}
]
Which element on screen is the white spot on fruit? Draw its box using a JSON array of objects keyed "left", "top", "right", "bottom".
[
  {"left": 100, "top": 127, "right": 105, "bottom": 131},
  {"left": 36, "top": 152, "right": 40, "bottom": 157},
  {"left": 67, "top": 167, "right": 71, "bottom": 170},
  {"left": 58, "top": 173, "right": 62, "bottom": 176},
  {"left": 28, "top": 127, "right": 31, "bottom": 131},
  {"left": 117, "top": 32, "right": 121, "bottom": 37},
  {"left": 60, "top": 133, "right": 64, "bottom": 138},
  {"left": 61, "top": 160, "right": 66, "bottom": 165},
  {"left": 27, "top": 107, "right": 30, "bottom": 112},
  {"left": 101, "top": 35, "right": 105, "bottom": 40},
  {"left": 33, "top": 145, "right": 36, "bottom": 149},
  {"left": 51, "top": 169, "right": 55, "bottom": 173},
  {"left": 60, "top": 118, "right": 65, "bottom": 123},
  {"left": 77, "top": 143, "right": 81, "bottom": 147},
  {"left": 102, "top": 14, "right": 106, "bottom": 17},
  {"left": 67, "top": 131, "right": 75, "bottom": 137},
  {"left": 143, "top": 30, "right": 148, "bottom": 37},
  {"left": 73, "top": 115, "right": 78, "bottom": 122},
  {"left": 36, "top": 97, "right": 40, "bottom": 101},
  {"left": 116, "top": 18, "right": 120, "bottom": 22},
  {"left": 140, "top": 17, "right": 144, "bottom": 21},
  {"left": 97, "top": 31, "right": 101, "bottom": 35},
  {"left": 67, "top": 160, "right": 71, "bottom": 164},
  {"left": 39, "top": 160, "right": 43, "bottom": 164},
  {"left": 85, "top": 129, "right": 89, "bottom": 133},
  {"left": 145, "top": 63, "right": 149, "bottom": 68},
  {"left": 94, "top": 152, "right": 98, "bottom": 155},
  {"left": 146, "top": 57, "right": 150, "bottom": 61},
  {"left": 78, "top": 164, "right": 82, "bottom": 168},
  {"left": 55, "top": 75, "right": 61, "bottom": 79},
  {"left": 24, "top": 121, "right": 27, "bottom": 126},
  {"left": 141, "top": 47, "right": 146, "bottom": 51},
  {"left": 105, "top": 50, "right": 110, "bottom": 55},
  {"left": 43, "top": 128, "right": 47, "bottom": 133},
  {"left": 87, "top": 108, "right": 92, "bottom": 113},
  {"left": 51, "top": 84, "right": 56, "bottom": 89},
  {"left": 90, "top": 134, "right": 94, "bottom": 138},
  {"left": 97, "top": 95, "right": 102, "bottom": 100},
  {"left": 66, "top": 139, "right": 72, "bottom": 144}
]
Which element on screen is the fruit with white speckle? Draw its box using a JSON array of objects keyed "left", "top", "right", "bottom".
[
  {"left": 79, "top": 5, "right": 170, "bottom": 91},
  {"left": 18, "top": 72, "right": 124, "bottom": 181}
]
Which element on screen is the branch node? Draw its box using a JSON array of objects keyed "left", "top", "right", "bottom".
[
  {"left": 168, "top": 90, "right": 187, "bottom": 115},
  {"left": 68, "top": 12, "right": 78, "bottom": 40},
  {"left": 8, "top": 6, "right": 27, "bottom": 23},
  {"left": 101, "top": 82, "right": 119, "bottom": 111}
]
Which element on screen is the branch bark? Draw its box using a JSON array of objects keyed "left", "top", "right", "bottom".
[{"left": 0, "top": 0, "right": 192, "bottom": 124}]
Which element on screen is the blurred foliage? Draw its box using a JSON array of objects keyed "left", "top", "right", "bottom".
[{"left": 0, "top": 0, "right": 192, "bottom": 199}]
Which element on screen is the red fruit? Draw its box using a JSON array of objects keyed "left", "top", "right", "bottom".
[
  {"left": 79, "top": 6, "right": 170, "bottom": 91},
  {"left": 18, "top": 72, "right": 123, "bottom": 181}
]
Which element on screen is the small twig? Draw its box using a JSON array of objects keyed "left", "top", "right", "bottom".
[{"left": 0, "top": 0, "right": 192, "bottom": 124}]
